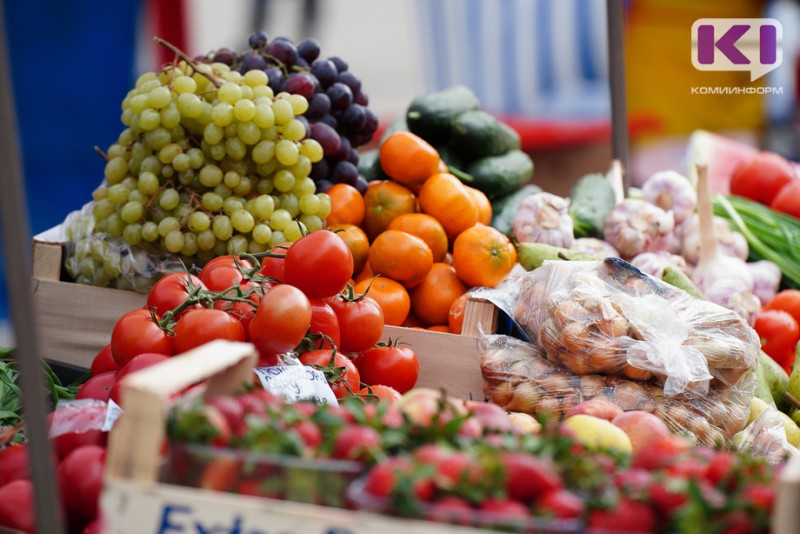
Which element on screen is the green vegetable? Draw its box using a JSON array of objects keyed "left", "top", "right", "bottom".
[
  {"left": 661, "top": 266, "right": 703, "bottom": 299},
  {"left": 568, "top": 173, "right": 617, "bottom": 238},
  {"left": 490, "top": 184, "right": 542, "bottom": 236},
  {"left": 406, "top": 85, "right": 480, "bottom": 145},
  {"left": 434, "top": 143, "right": 469, "bottom": 172},
  {"left": 516, "top": 242, "right": 602, "bottom": 271},
  {"left": 466, "top": 150, "right": 534, "bottom": 200},
  {"left": 713, "top": 195, "right": 800, "bottom": 288},
  {"left": 379, "top": 113, "right": 408, "bottom": 145},
  {"left": 357, "top": 148, "right": 391, "bottom": 183},
  {"left": 450, "top": 110, "right": 520, "bottom": 159}
]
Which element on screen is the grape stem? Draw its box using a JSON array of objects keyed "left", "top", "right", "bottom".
[
  {"left": 153, "top": 36, "right": 222, "bottom": 88},
  {"left": 93, "top": 146, "right": 110, "bottom": 163}
]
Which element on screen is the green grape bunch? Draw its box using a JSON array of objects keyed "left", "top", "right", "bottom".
[{"left": 64, "top": 38, "right": 331, "bottom": 292}]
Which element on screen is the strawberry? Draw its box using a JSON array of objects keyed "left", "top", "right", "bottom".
[
  {"left": 704, "top": 451, "right": 737, "bottom": 488},
  {"left": 587, "top": 499, "right": 656, "bottom": 533},
  {"left": 649, "top": 478, "right": 689, "bottom": 517},
  {"left": 536, "top": 488, "right": 585, "bottom": 519},
  {"left": 478, "top": 498, "right": 530, "bottom": 528},
  {"left": 719, "top": 510, "right": 756, "bottom": 534},
  {"left": 434, "top": 451, "right": 482, "bottom": 489},
  {"left": 613, "top": 468, "right": 653, "bottom": 496},
  {"left": 741, "top": 483, "right": 775, "bottom": 512},
  {"left": 426, "top": 496, "right": 473, "bottom": 526},
  {"left": 500, "top": 452, "right": 563, "bottom": 501},
  {"left": 632, "top": 434, "right": 690, "bottom": 471}
]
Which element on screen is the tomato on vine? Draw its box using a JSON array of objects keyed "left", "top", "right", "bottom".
[
  {"left": 199, "top": 255, "right": 253, "bottom": 291},
  {"left": 328, "top": 286, "right": 384, "bottom": 353},
  {"left": 353, "top": 341, "right": 419, "bottom": 394},
  {"left": 284, "top": 230, "right": 354, "bottom": 299},
  {"left": 146, "top": 272, "right": 206, "bottom": 318},
  {"left": 110, "top": 309, "right": 175, "bottom": 367},
  {"left": 249, "top": 284, "right": 312, "bottom": 356},
  {"left": 173, "top": 308, "right": 246, "bottom": 353}
]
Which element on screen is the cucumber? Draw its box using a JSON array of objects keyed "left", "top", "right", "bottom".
[
  {"left": 568, "top": 173, "right": 617, "bottom": 238},
  {"left": 451, "top": 110, "right": 520, "bottom": 159},
  {"left": 490, "top": 184, "right": 541, "bottom": 236},
  {"left": 357, "top": 148, "right": 390, "bottom": 183},
  {"left": 435, "top": 143, "right": 469, "bottom": 173},
  {"left": 406, "top": 85, "right": 480, "bottom": 145},
  {"left": 466, "top": 150, "right": 534, "bottom": 200}
]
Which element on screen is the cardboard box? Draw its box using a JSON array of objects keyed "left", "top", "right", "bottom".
[{"left": 31, "top": 231, "right": 495, "bottom": 400}]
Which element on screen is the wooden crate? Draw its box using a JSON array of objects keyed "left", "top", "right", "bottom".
[
  {"left": 101, "top": 340, "right": 800, "bottom": 534},
  {"left": 31, "top": 236, "right": 495, "bottom": 400},
  {"left": 101, "top": 340, "right": 498, "bottom": 534}
]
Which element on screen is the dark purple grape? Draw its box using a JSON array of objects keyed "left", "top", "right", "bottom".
[
  {"left": 265, "top": 66, "right": 284, "bottom": 92},
  {"left": 310, "top": 122, "right": 342, "bottom": 156},
  {"left": 240, "top": 51, "right": 267, "bottom": 71},
  {"left": 332, "top": 161, "right": 358, "bottom": 186},
  {"left": 295, "top": 116, "right": 310, "bottom": 138},
  {"left": 293, "top": 57, "right": 310, "bottom": 69},
  {"left": 363, "top": 107, "right": 379, "bottom": 135},
  {"left": 329, "top": 56, "right": 349, "bottom": 73},
  {"left": 267, "top": 40, "right": 298, "bottom": 67},
  {"left": 347, "top": 147, "right": 360, "bottom": 165},
  {"left": 309, "top": 158, "right": 330, "bottom": 181},
  {"left": 337, "top": 71, "right": 361, "bottom": 94},
  {"left": 328, "top": 136, "right": 351, "bottom": 164},
  {"left": 327, "top": 83, "right": 353, "bottom": 110},
  {"left": 210, "top": 47, "right": 237, "bottom": 66},
  {"left": 349, "top": 131, "right": 374, "bottom": 148},
  {"left": 339, "top": 104, "right": 366, "bottom": 133},
  {"left": 306, "top": 93, "right": 331, "bottom": 119},
  {"left": 248, "top": 31, "right": 269, "bottom": 50},
  {"left": 354, "top": 176, "right": 369, "bottom": 195},
  {"left": 354, "top": 90, "right": 369, "bottom": 106},
  {"left": 318, "top": 113, "right": 338, "bottom": 130},
  {"left": 282, "top": 72, "right": 318, "bottom": 100},
  {"left": 310, "top": 59, "right": 338, "bottom": 88},
  {"left": 315, "top": 179, "right": 334, "bottom": 193},
  {"left": 297, "top": 38, "right": 321, "bottom": 62}
]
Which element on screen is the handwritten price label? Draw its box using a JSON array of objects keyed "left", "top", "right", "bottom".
[{"left": 253, "top": 365, "right": 338, "bottom": 406}]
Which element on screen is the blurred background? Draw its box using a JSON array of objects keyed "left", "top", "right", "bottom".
[{"left": 2, "top": 0, "right": 799, "bottom": 345}]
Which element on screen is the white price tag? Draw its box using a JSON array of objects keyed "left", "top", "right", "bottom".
[{"left": 253, "top": 365, "right": 338, "bottom": 406}]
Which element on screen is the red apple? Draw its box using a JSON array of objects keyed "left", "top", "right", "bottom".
[
  {"left": 566, "top": 398, "right": 623, "bottom": 422},
  {"left": 612, "top": 411, "right": 671, "bottom": 454}
]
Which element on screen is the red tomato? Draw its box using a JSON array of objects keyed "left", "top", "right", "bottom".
[
  {"left": 353, "top": 345, "right": 418, "bottom": 394},
  {"left": 146, "top": 272, "right": 207, "bottom": 317},
  {"left": 0, "top": 479, "right": 36, "bottom": 533},
  {"left": 213, "top": 282, "right": 261, "bottom": 335},
  {"left": 249, "top": 284, "right": 312, "bottom": 356},
  {"left": 284, "top": 230, "right": 354, "bottom": 299},
  {"left": 359, "top": 384, "right": 402, "bottom": 404},
  {"left": 110, "top": 309, "right": 174, "bottom": 367},
  {"left": 90, "top": 345, "right": 118, "bottom": 376},
  {"left": 76, "top": 371, "right": 117, "bottom": 403},
  {"left": 765, "top": 289, "right": 800, "bottom": 325},
  {"left": 730, "top": 151, "right": 796, "bottom": 205},
  {"left": 299, "top": 349, "right": 361, "bottom": 399},
  {"left": 754, "top": 309, "right": 800, "bottom": 369},
  {"left": 48, "top": 404, "right": 108, "bottom": 460},
  {"left": 771, "top": 181, "right": 800, "bottom": 219},
  {"left": 0, "top": 444, "right": 29, "bottom": 487},
  {"left": 329, "top": 295, "right": 384, "bottom": 353},
  {"left": 172, "top": 308, "right": 246, "bottom": 354},
  {"left": 199, "top": 255, "right": 253, "bottom": 291},
  {"left": 308, "top": 297, "right": 341, "bottom": 349},
  {"left": 259, "top": 242, "right": 291, "bottom": 283},
  {"left": 109, "top": 353, "right": 171, "bottom": 405},
  {"left": 58, "top": 445, "right": 106, "bottom": 522}
]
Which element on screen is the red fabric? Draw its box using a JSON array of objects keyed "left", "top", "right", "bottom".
[{"left": 149, "top": 0, "right": 188, "bottom": 66}]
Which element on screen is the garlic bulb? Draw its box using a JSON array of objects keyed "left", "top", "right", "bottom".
[
  {"left": 513, "top": 192, "right": 574, "bottom": 248},
  {"left": 704, "top": 277, "right": 761, "bottom": 326},
  {"left": 680, "top": 214, "right": 749, "bottom": 264},
  {"left": 641, "top": 170, "right": 697, "bottom": 224},
  {"left": 630, "top": 251, "right": 691, "bottom": 279},
  {"left": 747, "top": 260, "right": 782, "bottom": 306},
  {"left": 570, "top": 237, "right": 620, "bottom": 258},
  {"left": 603, "top": 199, "right": 675, "bottom": 259}
]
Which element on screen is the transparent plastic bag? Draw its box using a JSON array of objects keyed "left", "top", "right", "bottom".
[
  {"left": 62, "top": 201, "right": 191, "bottom": 293},
  {"left": 479, "top": 333, "right": 753, "bottom": 448},
  {"left": 510, "top": 259, "right": 759, "bottom": 397},
  {"left": 730, "top": 403, "right": 799, "bottom": 464}
]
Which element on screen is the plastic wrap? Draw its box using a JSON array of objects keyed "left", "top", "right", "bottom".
[
  {"left": 479, "top": 333, "right": 753, "bottom": 448},
  {"left": 512, "top": 259, "right": 759, "bottom": 395},
  {"left": 63, "top": 201, "right": 191, "bottom": 293},
  {"left": 730, "top": 403, "right": 799, "bottom": 464}
]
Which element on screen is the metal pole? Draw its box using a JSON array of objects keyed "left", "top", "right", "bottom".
[
  {"left": 607, "top": 0, "right": 629, "bottom": 193},
  {"left": 0, "top": 3, "right": 66, "bottom": 533}
]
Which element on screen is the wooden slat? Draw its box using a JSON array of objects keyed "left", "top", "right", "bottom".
[
  {"left": 30, "top": 241, "right": 63, "bottom": 281},
  {"left": 31, "top": 278, "right": 146, "bottom": 367},
  {"left": 105, "top": 340, "right": 258, "bottom": 483},
  {"left": 773, "top": 452, "right": 800, "bottom": 534},
  {"left": 101, "top": 479, "right": 497, "bottom": 534},
  {"left": 383, "top": 325, "right": 485, "bottom": 402},
  {"left": 461, "top": 298, "right": 498, "bottom": 337}
]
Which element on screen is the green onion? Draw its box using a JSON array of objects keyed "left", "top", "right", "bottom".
[{"left": 713, "top": 194, "right": 800, "bottom": 288}]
